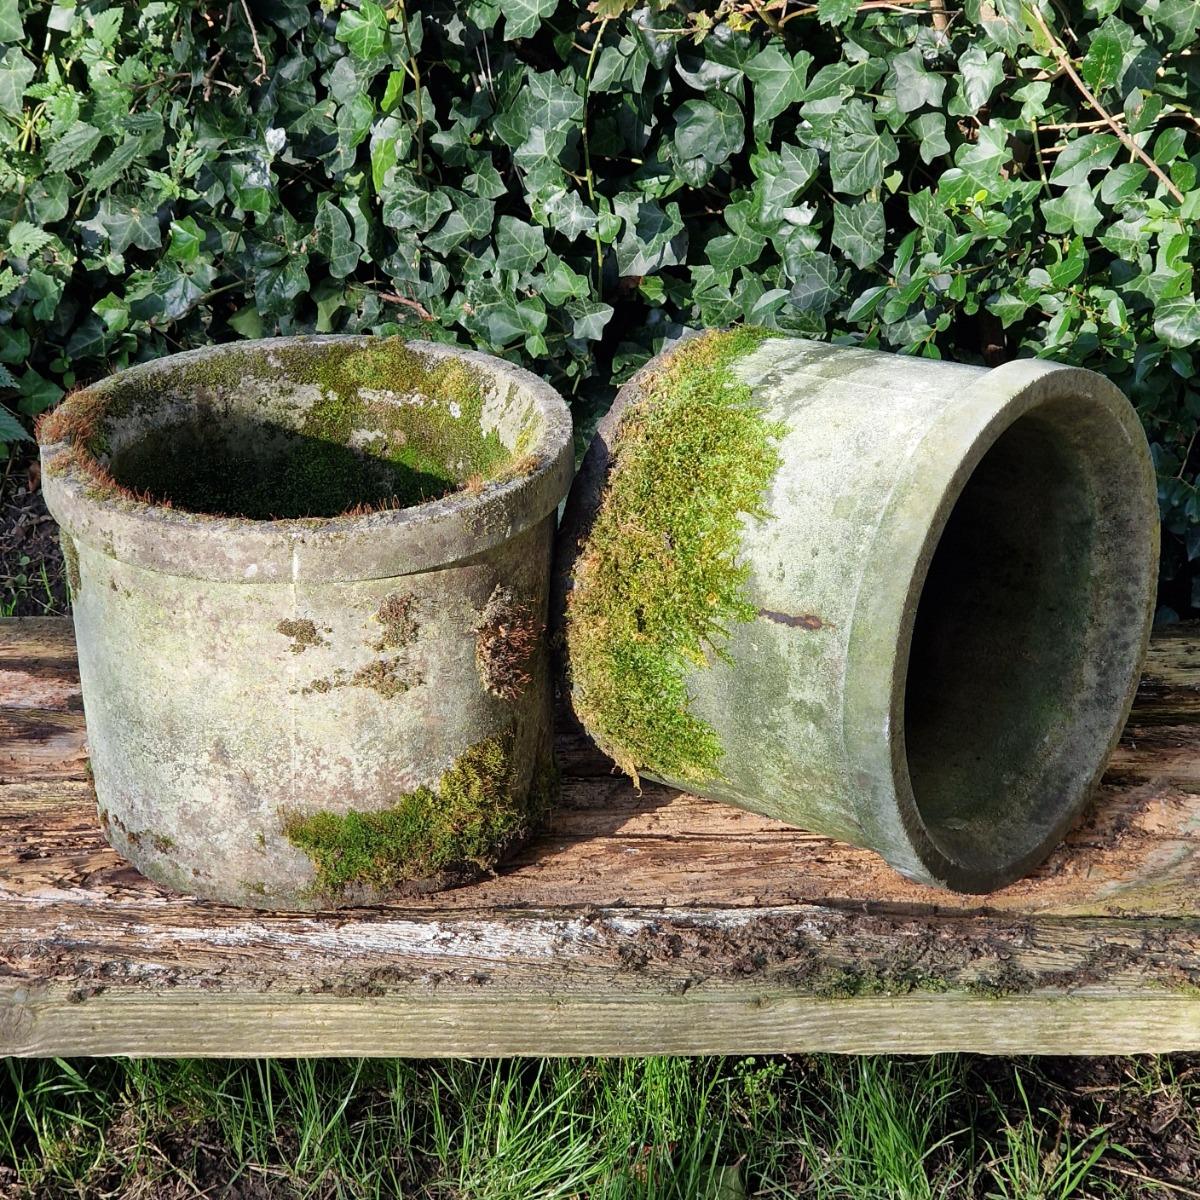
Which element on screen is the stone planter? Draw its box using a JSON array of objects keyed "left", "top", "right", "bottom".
[
  {"left": 556, "top": 330, "right": 1159, "bottom": 893},
  {"left": 39, "top": 335, "right": 573, "bottom": 909}
]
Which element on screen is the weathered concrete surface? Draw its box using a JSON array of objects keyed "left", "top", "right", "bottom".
[
  {"left": 40, "top": 337, "right": 573, "bottom": 909},
  {"left": 557, "top": 336, "right": 1159, "bottom": 892}
]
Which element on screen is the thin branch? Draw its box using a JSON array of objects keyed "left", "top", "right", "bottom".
[
  {"left": 776, "top": 0, "right": 943, "bottom": 23},
  {"left": 378, "top": 292, "right": 435, "bottom": 321},
  {"left": 238, "top": 0, "right": 268, "bottom": 85},
  {"left": 746, "top": 0, "right": 785, "bottom": 35},
  {"left": 1030, "top": 4, "right": 1184, "bottom": 204}
]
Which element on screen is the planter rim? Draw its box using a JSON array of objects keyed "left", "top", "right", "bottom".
[
  {"left": 844, "top": 355, "right": 1158, "bottom": 892},
  {"left": 41, "top": 336, "right": 574, "bottom": 584}
]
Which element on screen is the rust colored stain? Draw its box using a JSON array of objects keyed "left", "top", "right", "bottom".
[{"left": 758, "top": 609, "right": 825, "bottom": 631}]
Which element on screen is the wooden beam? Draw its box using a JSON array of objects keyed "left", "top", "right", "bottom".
[{"left": 1, "top": 617, "right": 1200, "bottom": 1056}]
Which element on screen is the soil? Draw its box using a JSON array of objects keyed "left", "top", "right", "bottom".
[{"left": 0, "top": 444, "right": 68, "bottom": 616}]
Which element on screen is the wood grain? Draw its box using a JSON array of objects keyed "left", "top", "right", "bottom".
[{"left": 2, "top": 616, "right": 1199, "bottom": 1056}]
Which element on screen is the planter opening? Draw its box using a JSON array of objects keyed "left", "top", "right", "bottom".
[
  {"left": 67, "top": 338, "right": 542, "bottom": 520},
  {"left": 902, "top": 393, "right": 1141, "bottom": 878}
]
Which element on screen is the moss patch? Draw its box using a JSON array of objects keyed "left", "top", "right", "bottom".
[
  {"left": 276, "top": 618, "right": 326, "bottom": 653},
  {"left": 374, "top": 592, "right": 418, "bottom": 650},
  {"left": 60, "top": 534, "right": 80, "bottom": 597},
  {"left": 302, "top": 656, "right": 422, "bottom": 700},
  {"left": 283, "top": 732, "right": 545, "bottom": 896},
  {"left": 475, "top": 585, "right": 542, "bottom": 702},
  {"left": 564, "top": 325, "right": 784, "bottom": 785}
]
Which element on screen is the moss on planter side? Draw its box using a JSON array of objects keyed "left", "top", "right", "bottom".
[
  {"left": 565, "top": 325, "right": 784, "bottom": 785},
  {"left": 283, "top": 732, "right": 548, "bottom": 896}
]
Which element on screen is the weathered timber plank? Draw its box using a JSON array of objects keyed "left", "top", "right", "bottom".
[
  {"left": 3, "top": 906, "right": 1200, "bottom": 1055},
  {"left": 6, "top": 993, "right": 1200, "bottom": 1057},
  {"left": 2, "top": 617, "right": 1200, "bottom": 1055}
]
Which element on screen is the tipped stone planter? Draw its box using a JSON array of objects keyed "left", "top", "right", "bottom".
[
  {"left": 39, "top": 335, "right": 573, "bottom": 910},
  {"left": 556, "top": 330, "right": 1159, "bottom": 893}
]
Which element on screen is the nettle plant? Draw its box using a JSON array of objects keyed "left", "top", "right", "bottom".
[{"left": 0, "top": 0, "right": 1197, "bottom": 611}]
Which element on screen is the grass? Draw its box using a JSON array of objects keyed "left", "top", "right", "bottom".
[{"left": 5, "top": 1054, "right": 1197, "bottom": 1199}]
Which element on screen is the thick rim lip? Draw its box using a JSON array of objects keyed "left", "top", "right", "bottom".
[
  {"left": 844, "top": 358, "right": 1159, "bottom": 893},
  {"left": 40, "top": 336, "right": 575, "bottom": 583}
]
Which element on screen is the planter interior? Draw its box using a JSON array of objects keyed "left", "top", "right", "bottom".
[{"left": 84, "top": 337, "right": 540, "bottom": 519}]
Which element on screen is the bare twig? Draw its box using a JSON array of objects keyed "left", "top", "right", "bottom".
[
  {"left": 398, "top": 0, "right": 425, "bottom": 176},
  {"left": 1030, "top": 4, "right": 1184, "bottom": 204},
  {"left": 238, "top": 0, "right": 268, "bottom": 85},
  {"left": 776, "top": 0, "right": 943, "bottom": 23},
  {"left": 746, "top": 0, "right": 785, "bottom": 35},
  {"left": 928, "top": 0, "right": 948, "bottom": 34},
  {"left": 1101, "top": 1165, "right": 1200, "bottom": 1200},
  {"left": 378, "top": 292, "right": 435, "bottom": 321}
]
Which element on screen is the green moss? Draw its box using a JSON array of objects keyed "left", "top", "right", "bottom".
[
  {"left": 565, "top": 325, "right": 784, "bottom": 785},
  {"left": 283, "top": 732, "right": 547, "bottom": 896}
]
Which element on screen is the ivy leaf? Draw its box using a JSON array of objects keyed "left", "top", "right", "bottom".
[
  {"left": 829, "top": 101, "right": 898, "bottom": 196},
  {"left": 167, "top": 216, "right": 204, "bottom": 262},
  {"left": 1041, "top": 185, "right": 1103, "bottom": 236},
  {"left": 1049, "top": 134, "right": 1119, "bottom": 187},
  {"left": 336, "top": 2, "right": 388, "bottom": 61},
  {"left": 831, "top": 200, "right": 885, "bottom": 268},
  {"left": 674, "top": 94, "right": 744, "bottom": 167},
  {"left": 316, "top": 203, "right": 361, "bottom": 279},
  {"left": 495, "top": 216, "right": 548, "bottom": 276},
  {"left": 817, "top": 0, "right": 859, "bottom": 26},
  {"left": 911, "top": 112, "right": 950, "bottom": 163},
  {"left": 1082, "top": 29, "right": 1124, "bottom": 92},
  {"left": 1100, "top": 163, "right": 1148, "bottom": 205},
  {"left": 1154, "top": 298, "right": 1200, "bottom": 350},
  {"left": 888, "top": 48, "right": 946, "bottom": 113},
  {"left": 613, "top": 196, "right": 686, "bottom": 275},
  {"left": 956, "top": 47, "right": 1005, "bottom": 114},
  {"left": 788, "top": 251, "right": 838, "bottom": 314},
  {"left": 0, "top": 45, "right": 32, "bottom": 116},
  {"left": 568, "top": 300, "right": 614, "bottom": 340},
  {"left": 505, "top": 0, "right": 557, "bottom": 39},
  {"left": 0, "top": 0, "right": 21, "bottom": 44},
  {"left": 745, "top": 47, "right": 811, "bottom": 125}
]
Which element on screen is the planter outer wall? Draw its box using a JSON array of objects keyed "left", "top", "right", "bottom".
[
  {"left": 41, "top": 337, "right": 574, "bottom": 910},
  {"left": 556, "top": 336, "right": 1159, "bottom": 892}
]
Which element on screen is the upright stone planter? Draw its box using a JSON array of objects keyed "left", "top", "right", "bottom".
[
  {"left": 557, "top": 330, "right": 1159, "bottom": 893},
  {"left": 39, "top": 335, "right": 573, "bottom": 910}
]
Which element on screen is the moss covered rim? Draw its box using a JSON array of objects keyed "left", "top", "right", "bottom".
[{"left": 38, "top": 336, "right": 574, "bottom": 585}]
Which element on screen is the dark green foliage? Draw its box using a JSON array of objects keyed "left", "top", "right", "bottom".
[{"left": 1, "top": 0, "right": 1198, "bottom": 608}]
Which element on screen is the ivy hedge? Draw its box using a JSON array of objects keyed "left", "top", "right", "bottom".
[{"left": 0, "top": 0, "right": 1198, "bottom": 613}]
